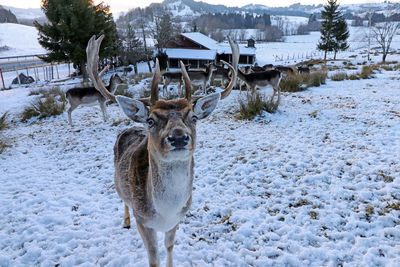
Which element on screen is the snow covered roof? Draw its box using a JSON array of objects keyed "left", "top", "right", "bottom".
[
  {"left": 181, "top": 32, "right": 220, "bottom": 50},
  {"left": 180, "top": 32, "right": 256, "bottom": 56},
  {"left": 164, "top": 48, "right": 216, "bottom": 60}
]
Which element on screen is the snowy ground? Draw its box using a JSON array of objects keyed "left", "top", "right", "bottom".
[
  {"left": 1, "top": 21, "right": 400, "bottom": 266},
  {"left": 1, "top": 62, "right": 400, "bottom": 266}
]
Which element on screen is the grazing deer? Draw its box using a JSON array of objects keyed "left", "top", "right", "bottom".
[
  {"left": 274, "top": 66, "right": 295, "bottom": 76},
  {"left": 161, "top": 64, "right": 190, "bottom": 97},
  {"left": 86, "top": 34, "right": 238, "bottom": 267},
  {"left": 66, "top": 74, "right": 123, "bottom": 125},
  {"left": 237, "top": 68, "right": 282, "bottom": 104},
  {"left": 187, "top": 63, "right": 216, "bottom": 95},
  {"left": 297, "top": 66, "right": 310, "bottom": 74}
]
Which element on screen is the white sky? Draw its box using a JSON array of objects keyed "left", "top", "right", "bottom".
[{"left": 0, "top": 0, "right": 387, "bottom": 14}]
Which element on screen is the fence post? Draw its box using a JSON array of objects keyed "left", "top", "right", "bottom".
[
  {"left": 15, "top": 68, "right": 21, "bottom": 85},
  {"left": 56, "top": 64, "right": 59, "bottom": 79},
  {"left": 0, "top": 68, "right": 5, "bottom": 89}
]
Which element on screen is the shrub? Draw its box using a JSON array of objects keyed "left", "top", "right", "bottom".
[
  {"left": 280, "top": 75, "right": 302, "bottom": 92},
  {"left": 22, "top": 87, "right": 67, "bottom": 122},
  {"left": 235, "top": 93, "right": 278, "bottom": 120},
  {"left": 330, "top": 72, "right": 348, "bottom": 81},
  {"left": 348, "top": 74, "right": 360, "bottom": 80},
  {"left": 22, "top": 97, "right": 66, "bottom": 122},
  {"left": 0, "top": 112, "right": 9, "bottom": 154},
  {"left": 0, "top": 112, "right": 8, "bottom": 131},
  {"left": 359, "top": 65, "right": 375, "bottom": 79},
  {"left": 280, "top": 71, "right": 327, "bottom": 92}
]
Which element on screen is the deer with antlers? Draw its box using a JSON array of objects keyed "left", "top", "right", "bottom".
[
  {"left": 237, "top": 67, "right": 282, "bottom": 104},
  {"left": 186, "top": 62, "right": 216, "bottom": 95},
  {"left": 86, "top": 35, "right": 238, "bottom": 267},
  {"left": 66, "top": 74, "right": 123, "bottom": 125},
  {"left": 161, "top": 64, "right": 190, "bottom": 97}
]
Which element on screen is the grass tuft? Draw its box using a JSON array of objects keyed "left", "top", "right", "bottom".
[
  {"left": 235, "top": 93, "right": 278, "bottom": 120},
  {"left": 280, "top": 71, "right": 327, "bottom": 92},
  {"left": 22, "top": 87, "right": 66, "bottom": 122},
  {"left": 330, "top": 72, "right": 348, "bottom": 81}
]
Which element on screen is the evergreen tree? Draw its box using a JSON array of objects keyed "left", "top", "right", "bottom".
[
  {"left": 121, "top": 24, "right": 144, "bottom": 73},
  {"left": 35, "top": 0, "right": 118, "bottom": 78},
  {"left": 317, "top": 0, "right": 340, "bottom": 60},
  {"left": 332, "top": 17, "right": 349, "bottom": 59},
  {"left": 155, "top": 14, "right": 174, "bottom": 52}
]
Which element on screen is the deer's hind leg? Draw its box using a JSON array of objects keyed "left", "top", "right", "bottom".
[{"left": 123, "top": 204, "right": 131, "bottom": 229}]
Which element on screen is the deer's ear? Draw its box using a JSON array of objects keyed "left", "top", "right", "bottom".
[
  {"left": 193, "top": 93, "right": 220, "bottom": 119},
  {"left": 116, "top": 95, "right": 148, "bottom": 123}
]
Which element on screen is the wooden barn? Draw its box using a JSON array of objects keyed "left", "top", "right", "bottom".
[{"left": 163, "top": 32, "right": 256, "bottom": 70}]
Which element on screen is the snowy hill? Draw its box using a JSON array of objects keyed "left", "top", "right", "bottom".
[{"left": 0, "top": 23, "right": 46, "bottom": 56}]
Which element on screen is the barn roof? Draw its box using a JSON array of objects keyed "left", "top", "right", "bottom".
[
  {"left": 164, "top": 48, "right": 216, "bottom": 60},
  {"left": 180, "top": 32, "right": 256, "bottom": 56}
]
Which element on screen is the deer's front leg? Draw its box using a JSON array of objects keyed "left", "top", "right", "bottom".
[
  {"left": 137, "top": 221, "right": 159, "bottom": 267},
  {"left": 164, "top": 224, "right": 178, "bottom": 267}
]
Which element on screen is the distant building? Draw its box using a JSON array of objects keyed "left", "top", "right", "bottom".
[{"left": 164, "top": 32, "right": 256, "bottom": 70}]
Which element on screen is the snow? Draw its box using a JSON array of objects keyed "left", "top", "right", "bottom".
[
  {"left": 0, "top": 23, "right": 47, "bottom": 56},
  {"left": 164, "top": 48, "right": 216, "bottom": 60},
  {"left": 1, "top": 22, "right": 400, "bottom": 266}
]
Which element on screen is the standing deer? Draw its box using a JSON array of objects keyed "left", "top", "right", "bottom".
[
  {"left": 187, "top": 63, "right": 216, "bottom": 95},
  {"left": 86, "top": 35, "right": 238, "bottom": 267},
  {"left": 66, "top": 74, "right": 123, "bottom": 125},
  {"left": 237, "top": 68, "right": 282, "bottom": 104},
  {"left": 161, "top": 64, "right": 190, "bottom": 97}
]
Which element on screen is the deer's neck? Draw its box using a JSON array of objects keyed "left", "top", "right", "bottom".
[
  {"left": 237, "top": 68, "right": 247, "bottom": 82},
  {"left": 148, "top": 153, "right": 194, "bottom": 217}
]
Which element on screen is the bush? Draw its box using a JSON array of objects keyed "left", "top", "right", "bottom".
[
  {"left": 0, "top": 112, "right": 9, "bottom": 154},
  {"left": 0, "top": 112, "right": 8, "bottom": 131},
  {"left": 235, "top": 93, "right": 278, "bottom": 120},
  {"left": 280, "top": 71, "right": 327, "bottom": 92},
  {"left": 305, "top": 71, "right": 327, "bottom": 87},
  {"left": 330, "top": 72, "right": 348, "bottom": 81},
  {"left": 359, "top": 65, "right": 375, "bottom": 79},
  {"left": 22, "top": 87, "right": 66, "bottom": 122},
  {"left": 348, "top": 74, "right": 360, "bottom": 80}
]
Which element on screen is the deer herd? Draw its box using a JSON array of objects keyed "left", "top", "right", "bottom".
[{"left": 60, "top": 34, "right": 312, "bottom": 266}]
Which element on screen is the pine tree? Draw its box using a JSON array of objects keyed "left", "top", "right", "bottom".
[
  {"left": 318, "top": 0, "right": 340, "bottom": 60},
  {"left": 121, "top": 24, "right": 144, "bottom": 73},
  {"left": 35, "top": 0, "right": 118, "bottom": 78},
  {"left": 332, "top": 17, "right": 349, "bottom": 59}
]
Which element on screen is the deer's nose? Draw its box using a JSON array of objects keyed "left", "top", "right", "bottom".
[{"left": 166, "top": 134, "right": 190, "bottom": 149}]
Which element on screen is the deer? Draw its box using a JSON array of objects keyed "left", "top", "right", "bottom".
[
  {"left": 161, "top": 64, "right": 190, "bottom": 97},
  {"left": 211, "top": 63, "right": 231, "bottom": 87},
  {"left": 66, "top": 73, "right": 123, "bottom": 125},
  {"left": 237, "top": 67, "right": 282, "bottom": 104},
  {"left": 297, "top": 65, "right": 310, "bottom": 74},
  {"left": 86, "top": 34, "right": 239, "bottom": 267},
  {"left": 187, "top": 62, "right": 216, "bottom": 95},
  {"left": 274, "top": 65, "right": 295, "bottom": 76}
]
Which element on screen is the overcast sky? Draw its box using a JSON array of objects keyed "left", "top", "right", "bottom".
[{"left": 1, "top": 0, "right": 384, "bottom": 14}]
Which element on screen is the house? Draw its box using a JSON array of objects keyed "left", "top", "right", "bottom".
[{"left": 163, "top": 32, "right": 256, "bottom": 70}]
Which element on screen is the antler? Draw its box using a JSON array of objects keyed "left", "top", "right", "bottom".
[
  {"left": 86, "top": 35, "right": 115, "bottom": 102},
  {"left": 180, "top": 60, "right": 192, "bottom": 102},
  {"left": 220, "top": 36, "right": 239, "bottom": 100},
  {"left": 86, "top": 34, "right": 161, "bottom": 106}
]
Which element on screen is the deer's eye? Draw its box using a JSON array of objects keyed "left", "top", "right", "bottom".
[
  {"left": 191, "top": 116, "right": 198, "bottom": 123},
  {"left": 147, "top": 118, "right": 155, "bottom": 127}
]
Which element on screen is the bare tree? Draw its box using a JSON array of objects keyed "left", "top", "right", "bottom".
[{"left": 372, "top": 20, "right": 400, "bottom": 62}]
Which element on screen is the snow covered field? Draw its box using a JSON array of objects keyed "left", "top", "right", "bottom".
[{"left": 1, "top": 21, "right": 400, "bottom": 266}]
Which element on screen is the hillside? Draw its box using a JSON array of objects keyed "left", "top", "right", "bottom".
[
  {"left": 0, "top": 5, "right": 18, "bottom": 23},
  {"left": 0, "top": 23, "right": 46, "bottom": 56}
]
